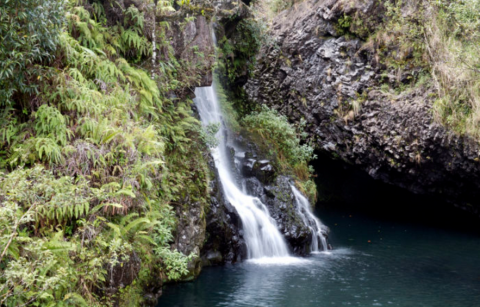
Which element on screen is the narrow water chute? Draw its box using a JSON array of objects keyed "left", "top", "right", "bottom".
[{"left": 291, "top": 185, "right": 328, "bottom": 252}]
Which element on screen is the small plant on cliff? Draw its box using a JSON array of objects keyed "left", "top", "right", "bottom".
[{"left": 242, "top": 105, "right": 317, "bottom": 201}]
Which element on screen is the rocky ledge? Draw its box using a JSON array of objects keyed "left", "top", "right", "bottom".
[
  {"left": 233, "top": 136, "right": 331, "bottom": 255},
  {"left": 245, "top": 0, "right": 480, "bottom": 215}
]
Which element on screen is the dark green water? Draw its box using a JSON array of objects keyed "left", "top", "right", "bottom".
[{"left": 157, "top": 206, "right": 480, "bottom": 307}]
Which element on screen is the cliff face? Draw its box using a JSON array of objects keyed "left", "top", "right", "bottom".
[{"left": 245, "top": 0, "right": 480, "bottom": 215}]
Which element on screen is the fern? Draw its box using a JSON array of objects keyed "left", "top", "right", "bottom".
[
  {"left": 35, "top": 137, "right": 64, "bottom": 164},
  {"left": 91, "top": 1, "right": 106, "bottom": 24},
  {"left": 120, "top": 29, "right": 152, "bottom": 59},
  {"left": 0, "top": 1, "right": 204, "bottom": 304},
  {"left": 34, "top": 105, "right": 70, "bottom": 145},
  {"left": 124, "top": 6, "right": 144, "bottom": 33},
  {"left": 1, "top": 116, "right": 26, "bottom": 145}
]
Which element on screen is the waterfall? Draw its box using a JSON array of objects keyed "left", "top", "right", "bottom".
[
  {"left": 291, "top": 185, "right": 328, "bottom": 252},
  {"left": 151, "top": 3, "right": 157, "bottom": 79},
  {"left": 195, "top": 85, "right": 290, "bottom": 259}
]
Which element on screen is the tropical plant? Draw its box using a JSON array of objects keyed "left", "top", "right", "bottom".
[
  {"left": 242, "top": 105, "right": 317, "bottom": 201},
  {"left": 0, "top": 0, "right": 210, "bottom": 305},
  {"left": 0, "top": 0, "right": 64, "bottom": 108}
]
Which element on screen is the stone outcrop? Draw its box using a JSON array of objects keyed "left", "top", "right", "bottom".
[
  {"left": 245, "top": 0, "right": 480, "bottom": 215},
  {"left": 244, "top": 175, "right": 314, "bottom": 255},
  {"left": 235, "top": 137, "right": 330, "bottom": 255}
]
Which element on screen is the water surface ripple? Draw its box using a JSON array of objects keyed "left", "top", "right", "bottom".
[{"left": 158, "top": 209, "right": 480, "bottom": 307}]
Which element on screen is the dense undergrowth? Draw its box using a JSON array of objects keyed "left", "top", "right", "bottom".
[{"left": 0, "top": 0, "right": 212, "bottom": 305}]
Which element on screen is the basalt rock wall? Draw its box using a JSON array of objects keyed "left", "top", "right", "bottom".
[{"left": 245, "top": 0, "right": 480, "bottom": 216}]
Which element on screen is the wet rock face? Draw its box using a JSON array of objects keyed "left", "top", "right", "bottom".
[
  {"left": 172, "top": 199, "right": 207, "bottom": 280},
  {"left": 237, "top": 139, "right": 328, "bottom": 255},
  {"left": 201, "top": 154, "right": 248, "bottom": 265},
  {"left": 262, "top": 176, "right": 314, "bottom": 256},
  {"left": 245, "top": 0, "right": 480, "bottom": 215},
  {"left": 171, "top": 151, "right": 248, "bottom": 280},
  {"left": 166, "top": 15, "right": 215, "bottom": 87}
]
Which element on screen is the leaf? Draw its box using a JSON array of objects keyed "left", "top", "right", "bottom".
[
  {"left": 124, "top": 217, "right": 150, "bottom": 234},
  {"left": 115, "top": 188, "right": 136, "bottom": 198},
  {"left": 64, "top": 293, "right": 88, "bottom": 306}
]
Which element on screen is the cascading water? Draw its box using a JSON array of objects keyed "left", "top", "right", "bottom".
[
  {"left": 291, "top": 185, "right": 328, "bottom": 252},
  {"left": 195, "top": 85, "right": 290, "bottom": 259},
  {"left": 151, "top": 2, "right": 156, "bottom": 79}
]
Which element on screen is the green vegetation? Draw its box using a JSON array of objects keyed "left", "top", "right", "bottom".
[
  {"left": 242, "top": 106, "right": 318, "bottom": 202},
  {"left": 353, "top": 0, "right": 480, "bottom": 137},
  {"left": 0, "top": 0, "right": 213, "bottom": 305},
  {"left": 219, "top": 19, "right": 263, "bottom": 84},
  {"left": 0, "top": 0, "right": 65, "bottom": 108},
  {"left": 427, "top": 0, "right": 480, "bottom": 136},
  {"left": 213, "top": 75, "right": 242, "bottom": 133},
  {"left": 217, "top": 16, "right": 267, "bottom": 118}
]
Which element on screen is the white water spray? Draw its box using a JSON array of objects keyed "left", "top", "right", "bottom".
[
  {"left": 195, "top": 85, "right": 290, "bottom": 259},
  {"left": 291, "top": 185, "right": 328, "bottom": 252}
]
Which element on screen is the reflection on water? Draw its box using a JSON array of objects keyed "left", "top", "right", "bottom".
[{"left": 158, "top": 209, "right": 480, "bottom": 307}]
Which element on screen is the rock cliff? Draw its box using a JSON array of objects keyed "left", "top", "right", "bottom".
[{"left": 245, "top": 0, "right": 480, "bottom": 215}]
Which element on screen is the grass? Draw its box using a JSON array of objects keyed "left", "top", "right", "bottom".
[
  {"left": 425, "top": 1, "right": 480, "bottom": 136},
  {"left": 345, "top": 0, "right": 480, "bottom": 138}
]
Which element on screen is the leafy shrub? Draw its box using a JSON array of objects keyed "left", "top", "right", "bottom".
[
  {"left": 243, "top": 105, "right": 316, "bottom": 167},
  {"left": 242, "top": 106, "right": 317, "bottom": 201},
  {"left": 0, "top": 0, "right": 64, "bottom": 107}
]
